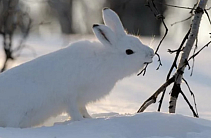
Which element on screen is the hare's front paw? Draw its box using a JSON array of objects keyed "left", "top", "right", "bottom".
[
  {"left": 69, "top": 110, "right": 83, "bottom": 121},
  {"left": 80, "top": 106, "right": 92, "bottom": 118},
  {"left": 71, "top": 115, "right": 83, "bottom": 121},
  {"left": 67, "top": 103, "right": 84, "bottom": 121}
]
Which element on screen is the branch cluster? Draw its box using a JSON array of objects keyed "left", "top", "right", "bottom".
[{"left": 137, "top": 0, "right": 209, "bottom": 118}]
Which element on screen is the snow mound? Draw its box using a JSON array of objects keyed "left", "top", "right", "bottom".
[{"left": 0, "top": 112, "right": 211, "bottom": 138}]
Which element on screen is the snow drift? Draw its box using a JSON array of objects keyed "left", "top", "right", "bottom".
[{"left": 0, "top": 112, "right": 211, "bottom": 138}]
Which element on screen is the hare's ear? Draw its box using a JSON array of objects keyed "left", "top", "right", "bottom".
[
  {"left": 93, "top": 24, "right": 117, "bottom": 46},
  {"left": 103, "top": 8, "right": 126, "bottom": 39}
]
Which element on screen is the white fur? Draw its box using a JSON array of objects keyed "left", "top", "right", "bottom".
[{"left": 0, "top": 8, "right": 154, "bottom": 128}]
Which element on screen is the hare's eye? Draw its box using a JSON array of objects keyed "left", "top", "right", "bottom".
[{"left": 126, "top": 49, "right": 134, "bottom": 55}]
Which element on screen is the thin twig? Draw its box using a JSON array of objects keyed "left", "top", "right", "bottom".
[
  {"left": 155, "top": 53, "right": 162, "bottom": 70},
  {"left": 137, "top": 76, "right": 175, "bottom": 113},
  {"left": 180, "top": 91, "right": 199, "bottom": 117},
  {"left": 167, "top": 28, "right": 191, "bottom": 79},
  {"left": 138, "top": 0, "right": 167, "bottom": 75},
  {"left": 175, "top": 40, "right": 211, "bottom": 75},
  {"left": 155, "top": 19, "right": 168, "bottom": 70},
  {"left": 157, "top": 88, "right": 165, "bottom": 112},
  {"left": 168, "top": 3, "right": 196, "bottom": 26},
  {"left": 182, "top": 78, "right": 198, "bottom": 116},
  {"left": 137, "top": 64, "right": 148, "bottom": 76},
  {"left": 188, "top": 41, "right": 211, "bottom": 61},
  {"left": 206, "top": 7, "right": 211, "bottom": 10},
  {"left": 174, "top": 41, "right": 211, "bottom": 80},
  {"left": 204, "top": 9, "right": 211, "bottom": 25},
  {"left": 154, "top": 1, "right": 195, "bottom": 10},
  {"left": 171, "top": 15, "right": 193, "bottom": 26},
  {"left": 147, "top": 0, "right": 168, "bottom": 70}
]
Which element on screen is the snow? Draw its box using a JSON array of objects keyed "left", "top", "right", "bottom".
[
  {"left": 0, "top": 35, "right": 211, "bottom": 137},
  {"left": 0, "top": 112, "right": 211, "bottom": 138}
]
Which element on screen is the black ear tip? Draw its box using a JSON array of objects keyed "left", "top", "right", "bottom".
[
  {"left": 93, "top": 24, "right": 99, "bottom": 28},
  {"left": 103, "top": 7, "right": 110, "bottom": 11}
]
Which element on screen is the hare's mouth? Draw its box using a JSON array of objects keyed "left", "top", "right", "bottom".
[{"left": 144, "top": 57, "right": 153, "bottom": 64}]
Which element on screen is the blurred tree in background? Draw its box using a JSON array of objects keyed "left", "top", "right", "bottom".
[
  {"left": 48, "top": 0, "right": 73, "bottom": 34},
  {"left": 0, "top": 0, "right": 31, "bottom": 72},
  {"left": 31, "top": 0, "right": 166, "bottom": 36},
  {"left": 2, "top": 0, "right": 204, "bottom": 37},
  {"left": 34, "top": 0, "right": 205, "bottom": 39},
  {"left": 108, "top": 0, "right": 166, "bottom": 36}
]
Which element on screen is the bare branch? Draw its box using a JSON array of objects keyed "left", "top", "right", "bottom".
[
  {"left": 173, "top": 40, "right": 210, "bottom": 76},
  {"left": 206, "top": 6, "right": 211, "bottom": 10},
  {"left": 155, "top": 19, "right": 168, "bottom": 70},
  {"left": 137, "top": 0, "right": 168, "bottom": 75},
  {"left": 171, "top": 15, "right": 193, "bottom": 26},
  {"left": 188, "top": 41, "right": 211, "bottom": 61},
  {"left": 155, "top": 1, "right": 195, "bottom": 10},
  {"left": 167, "top": 3, "right": 196, "bottom": 26},
  {"left": 180, "top": 91, "right": 199, "bottom": 117},
  {"left": 137, "top": 76, "right": 175, "bottom": 113},
  {"left": 167, "top": 28, "right": 191, "bottom": 80},
  {"left": 204, "top": 9, "right": 211, "bottom": 25},
  {"left": 145, "top": 0, "right": 169, "bottom": 70},
  {"left": 155, "top": 53, "right": 162, "bottom": 70},
  {"left": 137, "top": 64, "right": 148, "bottom": 76},
  {"left": 182, "top": 78, "right": 198, "bottom": 116}
]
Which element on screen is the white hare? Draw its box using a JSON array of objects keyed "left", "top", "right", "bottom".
[{"left": 0, "top": 8, "right": 154, "bottom": 128}]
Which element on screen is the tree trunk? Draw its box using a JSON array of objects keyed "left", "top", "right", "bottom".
[{"left": 48, "top": 0, "right": 73, "bottom": 34}]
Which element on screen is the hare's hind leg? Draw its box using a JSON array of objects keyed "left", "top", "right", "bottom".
[{"left": 79, "top": 106, "right": 91, "bottom": 118}]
